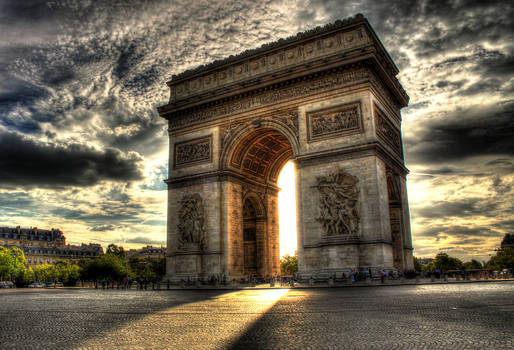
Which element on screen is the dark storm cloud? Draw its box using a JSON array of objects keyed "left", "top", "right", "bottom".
[
  {"left": 89, "top": 225, "right": 117, "bottom": 232},
  {"left": 415, "top": 225, "right": 501, "bottom": 240},
  {"left": 405, "top": 101, "right": 514, "bottom": 164},
  {"left": 414, "top": 198, "right": 500, "bottom": 219},
  {"left": 125, "top": 236, "right": 165, "bottom": 245},
  {"left": 299, "top": 0, "right": 514, "bottom": 77},
  {"left": 0, "top": 131, "right": 143, "bottom": 188},
  {"left": 492, "top": 220, "right": 514, "bottom": 231},
  {"left": 51, "top": 208, "right": 88, "bottom": 219},
  {"left": 0, "top": 192, "right": 38, "bottom": 217}
]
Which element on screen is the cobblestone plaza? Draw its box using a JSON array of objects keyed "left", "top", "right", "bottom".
[{"left": 1, "top": 282, "right": 512, "bottom": 349}]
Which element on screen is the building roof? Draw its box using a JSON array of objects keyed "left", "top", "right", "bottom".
[{"left": 0, "top": 226, "right": 64, "bottom": 240}]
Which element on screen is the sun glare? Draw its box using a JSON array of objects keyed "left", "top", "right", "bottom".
[{"left": 277, "top": 161, "right": 298, "bottom": 258}]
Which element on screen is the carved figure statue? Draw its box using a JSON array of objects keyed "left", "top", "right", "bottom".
[
  {"left": 316, "top": 167, "right": 360, "bottom": 236},
  {"left": 177, "top": 193, "right": 206, "bottom": 249}
]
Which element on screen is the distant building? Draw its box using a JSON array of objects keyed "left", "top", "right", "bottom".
[
  {"left": 501, "top": 234, "right": 514, "bottom": 250},
  {"left": 1, "top": 226, "right": 103, "bottom": 267},
  {"left": 127, "top": 245, "right": 166, "bottom": 261}
]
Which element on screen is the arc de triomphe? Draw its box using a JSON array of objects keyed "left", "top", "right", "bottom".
[{"left": 158, "top": 14, "right": 414, "bottom": 281}]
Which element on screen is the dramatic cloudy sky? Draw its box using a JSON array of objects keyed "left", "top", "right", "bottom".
[{"left": 1, "top": 0, "right": 512, "bottom": 262}]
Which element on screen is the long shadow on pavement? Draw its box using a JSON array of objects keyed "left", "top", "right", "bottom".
[{"left": 0, "top": 288, "right": 232, "bottom": 349}]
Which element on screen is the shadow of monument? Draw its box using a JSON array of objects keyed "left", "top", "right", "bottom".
[{"left": 0, "top": 288, "right": 232, "bottom": 349}]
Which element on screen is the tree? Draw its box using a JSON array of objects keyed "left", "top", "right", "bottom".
[
  {"left": 463, "top": 259, "right": 482, "bottom": 270},
  {"left": 0, "top": 247, "right": 29, "bottom": 281},
  {"left": 80, "top": 254, "right": 129, "bottom": 281},
  {"left": 53, "top": 259, "right": 80, "bottom": 284},
  {"left": 128, "top": 256, "right": 166, "bottom": 281},
  {"left": 280, "top": 254, "right": 298, "bottom": 275},
  {"left": 486, "top": 248, "right": 514, "bottom": 271},
  {"left": 34, "top": 264, "right": 55, "bottom": 282},
  {"left": 413, "top": 257, "right": 423, "bottom": 272},
  {"left": 424, "top": 253, "right": 463, "bottom": 272},
  {"left": 0, "top": 247, "right": 15, "bottom": 280},
  {"left": 106, "top": 244, "right": 126, "bottom": 259}
]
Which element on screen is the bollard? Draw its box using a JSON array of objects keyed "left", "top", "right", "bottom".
[
  {"left": 443, "top": 274, "right": 448, "bottom": 282},
  {"left": 476, "top": 274, "right": 480, "bottom": 281},
  {"left": 328, "top": 278, "right": 334, "bottom": 288},
  {"left": 430, "top": 274, "right": 435, "bottom": 282},
  {"left": 456, "top": 274, "right": 461, "bottom": 281},
  {"left": 309, "top": 277, "right": 314, "bottom": 287},
  {"left": 415, "top": 275, "right": 420, "bottom": 283}
]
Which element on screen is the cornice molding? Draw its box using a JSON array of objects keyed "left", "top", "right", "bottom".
[{"left": 158, "top": 14, "right": 408, "bottom": 119}]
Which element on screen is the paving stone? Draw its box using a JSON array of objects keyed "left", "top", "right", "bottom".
[{"left": 0, "top": 282, "right": 512, "bottom": 349}]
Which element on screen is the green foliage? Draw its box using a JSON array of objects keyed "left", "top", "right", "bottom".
[
  {"left": 0, "top": 247, "right": 15, "bottom": 280},
  {"left": 0, "top": 246, "right": 29, "bottom": 281},
  {"left": 413, "top": 256, "right": 423, "bottom": 272},
  {"left": 423, "top": 253, "right": 463, "bottom": 272},
  {"left": 486, "top": 248, "right": 514, "bottom": 271},
  {"left": 280, "top": 254, "right": 298, "bottom": 275},
  {"left": 106, "top": 244, "right": 126, "bottom": 259},
  {"left": 79, "top": 254, "right": 129, "bottom": 281},
  {"left": 31, "top": 260, "right": 81, "bottom": 284},
  {"left": 34, "top": 264, "right": 55, "bottom": 282},
  {"left": 128, "top": 256, "right": 166, "bottom": 281},
  {"left": 463, "top": 259, "right": 482, "bottom": 270}
]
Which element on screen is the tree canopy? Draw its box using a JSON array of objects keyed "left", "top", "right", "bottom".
[
  {"left": 0, "top": 247, "right": 27, "bottom": 281},
  {"left": 486, "top": 248, "right": 514, "bottom": 271},
  {"left": 280, "top": 254, "right": 298, "bottom": 275}
]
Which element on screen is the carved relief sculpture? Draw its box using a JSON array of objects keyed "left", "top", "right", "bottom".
[
  {"left": 275, "top": 110, "right": 299, "bottom": 139},
  {"left": 316, "top": 168, "right": 360, "bottom": 236},
  {"left": 374, "top": 105, "right": 402, "bottom": 156},
  {"left": 177, "top": 193, "right": 206, "bottom": 249},
  {"left": 174, "top": 136, "right": 212, "bottom": 167},
  {"left": 308, "top": 102, "right": 362, "bottom": 141}
]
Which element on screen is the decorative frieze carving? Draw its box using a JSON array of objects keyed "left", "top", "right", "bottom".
[
  {"left": 316, "top": 167, "right": 360, "bottom": 236},
  {"left": 169, "top": 19, "right": 371, "bottom": 101},
  {"left": 177, "top": 193, "right": 206, "bottom": 250},
  {"left": 275, "top": 110, "right": 299, "bottom": 139},
  {"left": 374, "top": 104, "right": 402, "bottom": 156},
  {"left": 169, "top": 67, "right": 370, "bottom": 129},
  {"left": 174, "top": 135, "right": 212, "bottom": 167},
  {"left": 307, "top": 102, "right": 362, "bottom": 141}
]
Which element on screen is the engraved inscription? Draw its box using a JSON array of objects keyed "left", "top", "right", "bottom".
[
  {"left": 308, "top": 102, "right": 362, "bottom": 140},
  {"left": 174, "top": 136, "right": 212, "bottom": 167},
  {"left": 316, "top": 167, "right": 360, "bottom": 236},
  {"left": 374, "top": 105, "right": 402, "bottom": 156}
]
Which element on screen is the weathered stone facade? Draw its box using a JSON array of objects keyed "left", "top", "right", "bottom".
[{"left": 158, "top": 14, "right": 414, "bottom": 281}]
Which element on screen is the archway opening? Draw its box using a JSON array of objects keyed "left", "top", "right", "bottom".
[
  {"left": 225, "top": 125, "right": 298, "bottom": 279},
  {"left": 277, "top": 161, "right": 298, "bottom": 260}
]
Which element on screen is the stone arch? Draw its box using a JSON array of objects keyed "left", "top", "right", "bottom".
[
  {"left": 221, "top": 120, "right": 298, "bottom": 185},
  {"left": 159, "top": 15, "right": 415, "bottom": 281}
]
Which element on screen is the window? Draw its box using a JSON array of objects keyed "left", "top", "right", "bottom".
[{"left": 27, "top": 258, "right": 31, "bottom": 263}]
